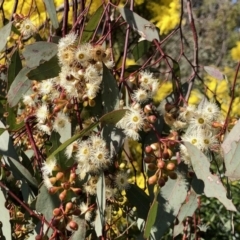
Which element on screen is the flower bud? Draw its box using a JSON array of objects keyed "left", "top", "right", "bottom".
[
  {"left": 49, "top": 186, "right": 61, "bottom": 194},
  {"left": 53, "top": 208, "right": 62, "bottom": 216},
  {"left": 157, "top": 159, "right": 165, "bottom": 169},
  {"left": 168, "top": 171, "right": 177, "bottom": 180},
  {"left": 65, "top": 202, "right": 73, "bottom": 213},
  {"left": 166, "top": 162, "right": 176, "bottom": 171},
  {"left": 150, "top": 143, "right": 159, "bottom": 151},
  {"left": 148, "top": 163, "right": 157, "bottom": 171},
  {"left": 68, "top": 220, "right": 78, "bottom": 231},
  {"left": 148, "top": 174, "right": 157, "bottom": 185},
  {"left": 145, "top": 145, "right": 152, "bottom": 154},
  {"left": 144, "top": 104, "right": 152, "bottom": 114},
  {"left": 158, "top": 178, "right": 165, "bottom": 187},
  {"left": 56, "top": 172, "right": 64, "bottom": 181},
  {"left": 59, "top": 189, "right": 67, "bottom": 201},
  {"left": 148, "top": 115, "right": 157, "bottom": 123}
]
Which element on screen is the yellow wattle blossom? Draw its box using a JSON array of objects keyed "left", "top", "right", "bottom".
[
  {"left": 153, "top": 81, "right": 172, "bottom": 103},
  {"left": 188, "top": 89, "right": 202, "bottom": 105},
  {"left": 147, "top": 0, "right": 180, "bottom": 35},
  {"left": 231, "top": 41, "right": 240, "bottom": 60}
]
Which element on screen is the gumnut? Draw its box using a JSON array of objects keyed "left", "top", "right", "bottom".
[
  {"left": 148, "top": 174, "right": 158, "bottom": 185},
  {"left": 68, "top": 220, "right": 78, "bottom": 231}
]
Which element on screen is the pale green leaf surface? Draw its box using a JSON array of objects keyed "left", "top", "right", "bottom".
[
  {"left": 43, "top": 0, "right": 59, "bottom": 29},
  {"left": 118, "top": 7, "right": 160, "bottom": 42},
  {"left": 132, "top": 40, "right": 152, "bottom": 61},
  {"left": 153, "top": 169, "right": 189, "bottom": 239},
  {"left": 144, "top": 200, "right": 158, "bottom": 238},
  {"left": 81, "top": 6, "right": 103, "bottom": 43},
  {"left": 23, "top": 42, "right": 58, "bottom": 68},
  {"left": 0, "top": 22, "right": 12, "bottom": 52},
  {"left": 70, "top": 216, "right": 86, "bottom": 240},
  {"left": 173, "top": 190, "right": 198, "bottom": 237},
  {"left": 204, "top": 66, "right": 225, "bottom": 80},
  {"left": 185, "top": 142, "right": 237, "bottom": 212},
  {"left": 0, "top": 188, "right": 11, "bottom": 239},
  {"left": 222, "top": 120, "right": 240, "bottom": 180},
  {"left": 36, "top": 184, "right": 61, "bottom": 223},
  {"left": 7, "top": 67, "right": 31, "bottom": 107},
  {"left": 95, "top": 173, "right": 106, "bottom": 237}
]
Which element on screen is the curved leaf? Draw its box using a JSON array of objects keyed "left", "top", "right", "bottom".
[
  {"left": 0, "top": 22, "right": 12, "bottom": 53},
  {"left": 144, "top": 200, "right": 158, "bottom": 238},
  {"left": 204, "top": 66, "right": 225, "bottom": 81},
  {"left": 27, "top": 55, "right": 60, "bottom": 81},
  {"left": 81, "top": 6, "right": 103, "bottom": 43},
  {"left": 118, "top": 7, "right": 160, "bottom": 42},
  {"left": 36, "top": 184, "right": 60, "bottom": 223},
  {"left": 132, "top": 40, "right": 152, "bottom": 61},
  {"left": 7, "top": 67, "right": 31, "bottom": 107},
  {"left": 185, "top": 142, "right": 237, "bottom": 212},
  {"left": 126, "top": 184, "right": 151, "bottom": 219},
  {"left": 100, "top": 109, "right": 128, "bottom": 124},
  {"left": 153, "top": 167, "right": 189, "bottom": 239},
  {"left": 23, "top": 42, "right": 58, "bottom": 68},
  {"left": 0, "top": 188, "right": 11, "bottom": 239},
  {"left": 173, "top": 190, "right": 198, "bottom": 237},
  {"left": 95, "top": 173, "right": 106, "bottom": 237},
  {"left": 101, "top": 63, "right": 119, "bottom": 113},
  {"left": 43, "top": 0, "right": 59, "bottom": 29}
]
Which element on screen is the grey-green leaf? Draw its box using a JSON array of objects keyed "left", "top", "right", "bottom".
[
  {"left": 8, "top": 49, "right": 22, "bottom": 91},
  {"left": 0, "top": 188, "right": 11, "bottom": 239},
  {"left": 0, "top": 22, "right": 12, "bottom": 53},
  {"left": 173, "top": 190, "right": 198, "bottom": 237},
  {"left": 204, "top": 66, "right": 225, "bottom": 81},
  {"left": 95, "top": 173, "right": 106, "bottom": 237},
  {"left": 23, "top": 42, "right": 58, "bottom": 68},
  {"left": 153, "top": 169, "right": 189, "bottom": 239},
  {"left": 222, "top": 120, "right": 240, "bottom": 180},
  {"left": 185, "top": 142, "right": 237, "bottom": 212},
  {"left": 118, "top": 7, "right": 160, "bottom": 42},
  {"left": 132, "top": 40, "right": 152, "bottom": 61},
  {"left": 101, "top": 63, "right": 119, "bottom": 113},
  {"left": 144, "top": 200, "right": 158, "bottom": 238},
  {"left": 27, "top": 55, "right": 61, "bottom": 81},
  {"left": 36, "top": 184, "right": 61, "bottom": 223},
  {"left": 43, "top": 0, "right": 59, "bottom": 29},
  {"left": 7, "top": 67, "right": 31, "bottom": 107},
  {"left": 100, "top": 109, "right": 128, "bottom": 125},
  {"left": 81, "top": 6, "right": 104, "bottom": 43},
  {"left": 71, "top": 216, "right": 86, "bottom": 240}
]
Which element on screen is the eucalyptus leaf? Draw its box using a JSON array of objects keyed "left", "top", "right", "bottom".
[
  {"left": 27, "top": 55, "right": 60, "bottom": 81},
  {"left": 153, "top": 167, "right": 189, "bottom": 239},
  {"left": 81, "top": 6, "right": 103, "bottom": 43},
  {"left": 7, "top": 67, "right": 31, "bottom": 107},
  {"left": 132, "top": 40, "right": 152, "bottom": 61},
  {"left": 0, "top": 128, "right": 6, "bottom": 136},
  {"left": 0, "top": 22, "right": 12, "bottom": 52},
  {"left": 118, "top": 7, "right": 160, "bottom": 42},
  {"left": 95, "top": 173, "right": 106, "bottom": 237},
  {"left": 7, "top": 49, "right": 22, "bottom": 91},
  {"left": 23, "top": 42, "right": 58, "bottom": 68},
  {"left": 204, "top": 66, "right": 225, "bottom": 80},
  {"left": 144, "top": 200, "right": 158, "bottom": 238},
  {"left": 0, "top": 188, "right": 11, "bottom": 239},
  {"left": 173, "top": 190, "right": 198, "bottom": 237},
  {"left": 126, "top": 184, "right": 151, "bottom": 219},
  {"left": 185, "top": 142, "right": 237, "bottom": 212},
  {"left": 100, "top": 109, "right": 128, "bottom": 125},
  {"left": 36, "top": 184, "right": 61, "bottom": 223},
  {"left": 101, "top": 63, "right": 119, "bottom": 113},
  {"left": 43, "top": 0, "right": 59, "bottom": 29}
]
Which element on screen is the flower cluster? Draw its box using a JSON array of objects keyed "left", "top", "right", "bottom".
[{"left": 178, "top": 99, "right": 221, "bottom": 165}]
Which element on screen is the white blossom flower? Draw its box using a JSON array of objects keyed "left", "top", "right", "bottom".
[
  {"left": 114, "top": 171, "right": 130, "bottom": 191},
  {"left": 75, "top": 44, "right": 91, "bottom": 65},
  {"left": 181, "top": 131, "right": 202, "bottom": 150},
  {"left": 123, "top": 128, "right": 140, "bottom": 140},
  {"left": 41, "top": 157, "right": 57, "bottom": 176},
  {"left": 23, "top": 95, "right": 35, "bottom": 107},
  {"left": 20, "top": 18, "right": 36, "bottom": 38},
  {"left": 53, "top": 113, "right": 69, "bottom": 132},
  {"left": 199, "top": 130, "right": 218, "bottom": 151},
  {"left": 139, "top": 71, "right": 155, "bottom": 90},
  {"left": 58, "top": 32, "right": 77, "bottom": 50},
  {"left": 39, "top": 79, "right": 54, "bottom": 95},
  {"left": 80, "top": 202, "right": 92, "bottom": 221},
  {"left": 65, "top": 141, "right": 78, "bottom": 159},
  {"left": 132, "top": 88, "right": 149, "bottom": 103},
  {"left": 200, "top": 101, "right": 220, "bottom": 121},
  {"left": 58, "top": 48, "right": 75, "bottom": 66},
  {"left": 84, "top": 65, "right": 100, "bottom": 83},
  {"left": 36, "top": 123, "right": 51, "bottom": 135},
  {"left": 43, "top": 175, "right": 53, "bottom": 189},
  {"left": 36, "top": 104, "right": 49, "bottom": 123},
  {"left": 86, "top": 83, "right": 100, "bottom": 99},
  {"left": 76, "top": 140, "right": 91, "bottom": 162}
]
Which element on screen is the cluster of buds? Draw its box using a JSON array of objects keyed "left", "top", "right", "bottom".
[{"left": 144, "top": 131, "right": 179, "bottom": 186}]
